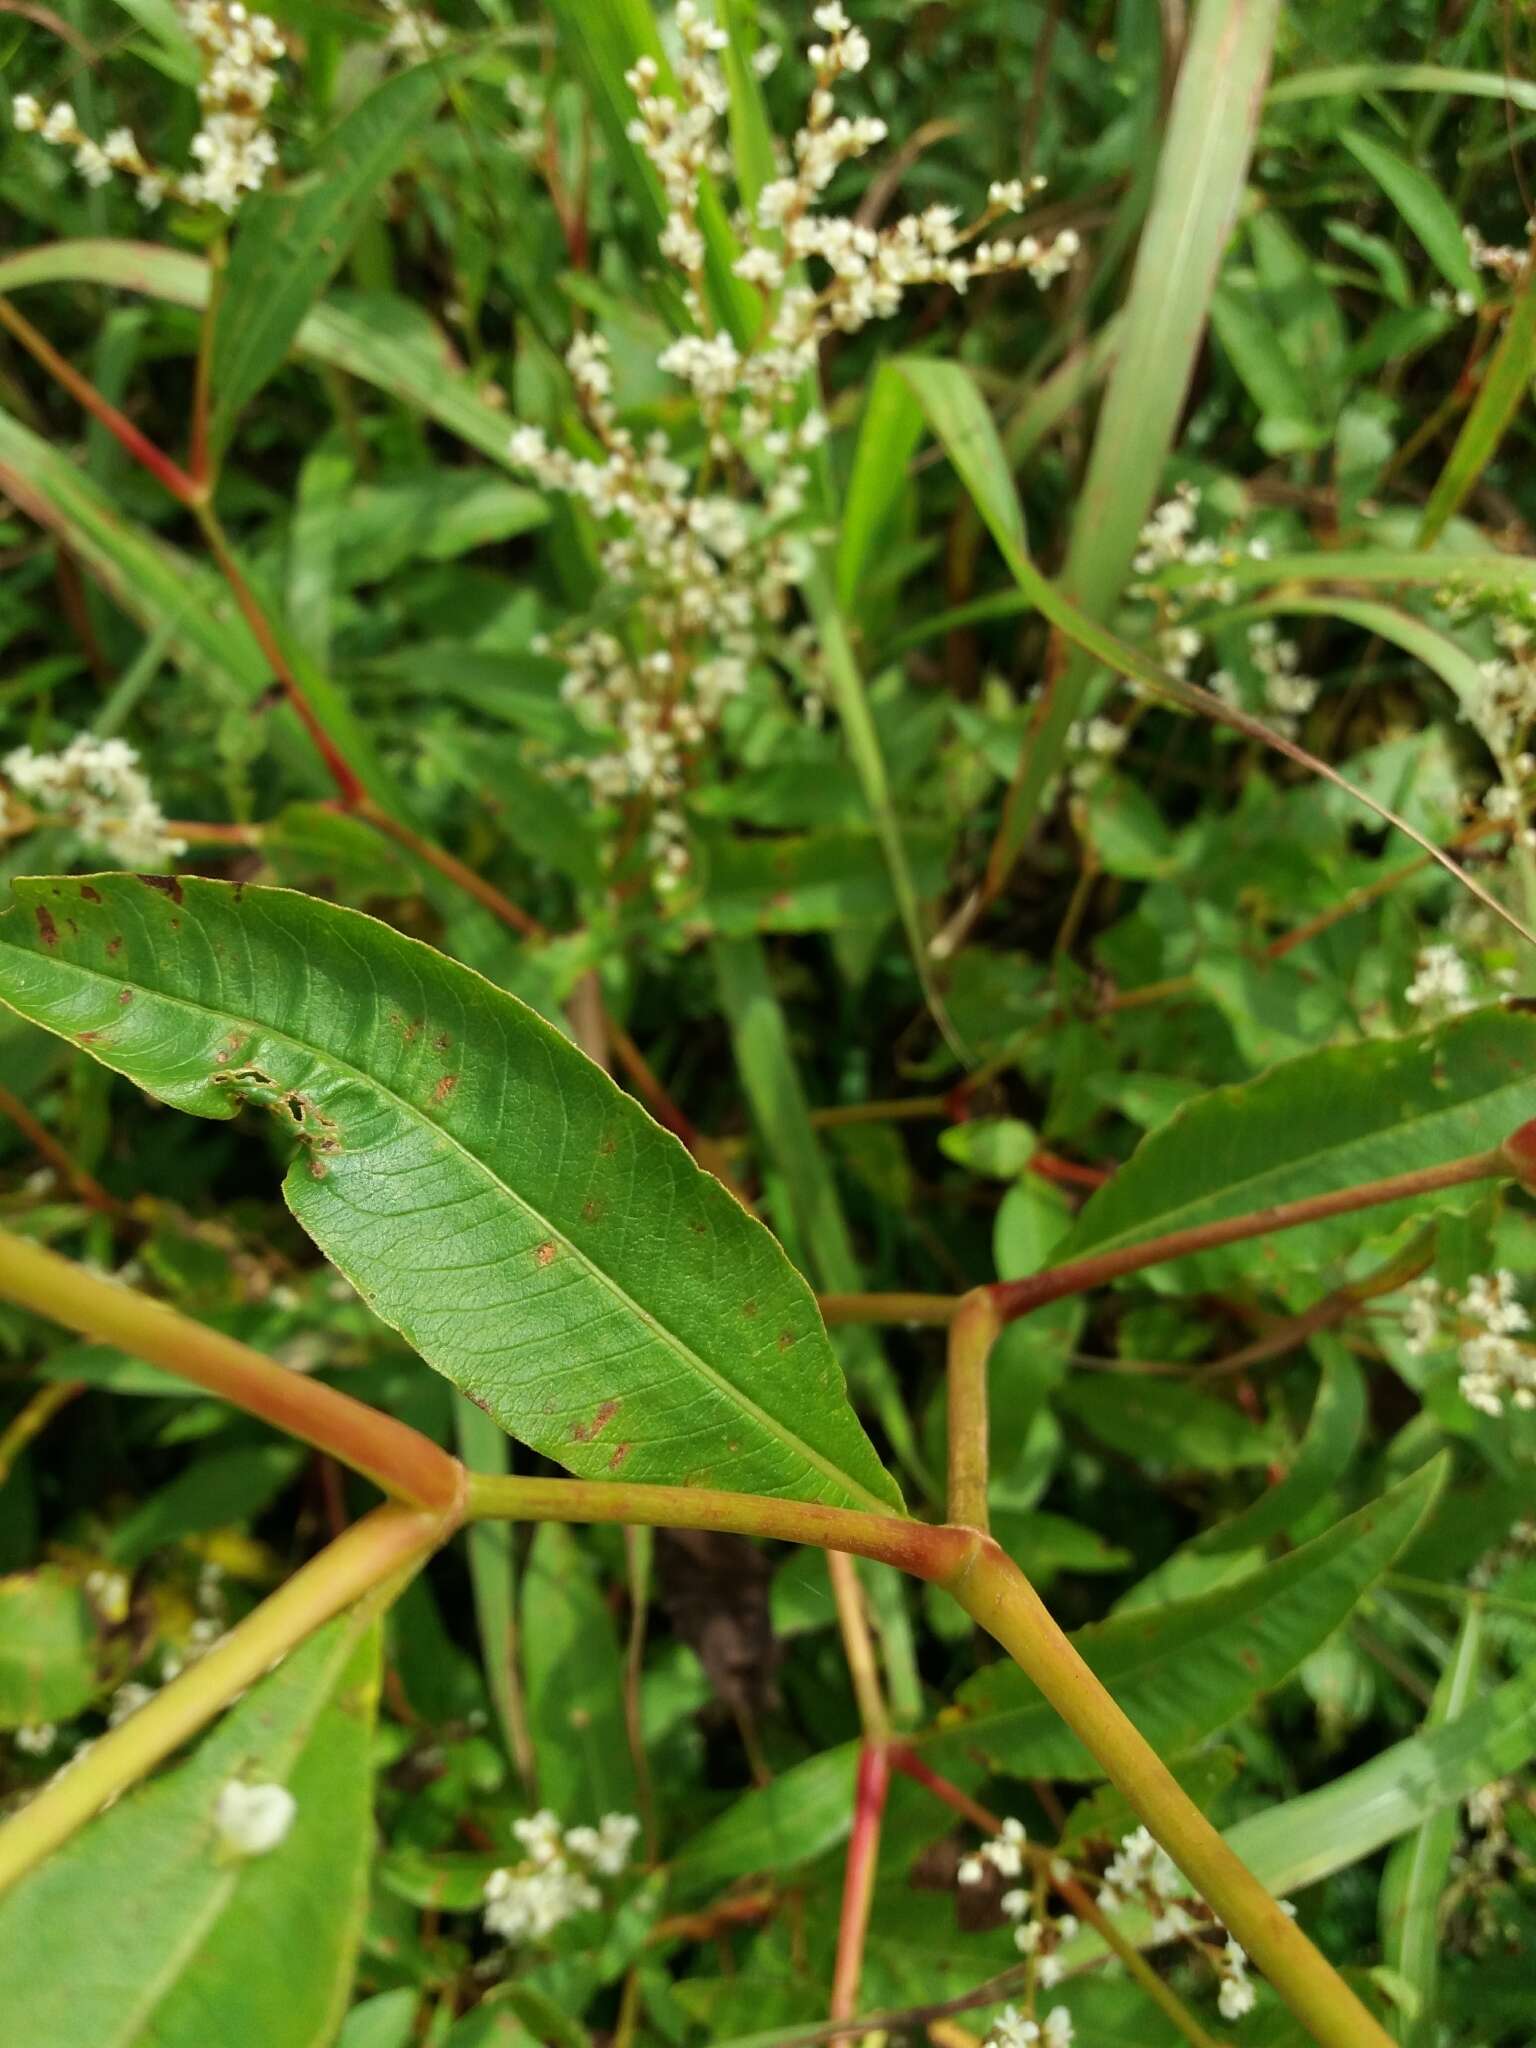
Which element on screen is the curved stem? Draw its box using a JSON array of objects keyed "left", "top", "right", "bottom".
[
  {"left": 464, "top": 1470, "right": 972, "bottom": 1582},
  {"left": 946, "top": 1289, "right": 1000, "bottom": 1529},
  {"left": 948, "top": 1538, "right": 1394, "bottom": 2048},
  {"left": 0, "top": 1502, "right": 451, "bottom": 1898},
  {"left": 990, "top": 1146, "right": 1505, "bottom": 1323},
  {"left": 0, "top": 1227, "right": 463, "bottom": 1512}
]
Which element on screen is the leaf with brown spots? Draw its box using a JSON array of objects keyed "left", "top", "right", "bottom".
[{"left": 0, "top": 876, "right": 902, "bottom": 1511}]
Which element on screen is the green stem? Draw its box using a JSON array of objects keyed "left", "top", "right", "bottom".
[
  {"left": 946, "top": 1289, "right": 1001, "bottom": 1529},
  {"left": 824, "top": 1143, "right": 1507, "bottom": 1336},
  {"left": 0, "top": 1503, "right": 450, "bottom": 1898},
  {"left": 950, "top": 1538, "right": 1394, "bottom": 2048},
  {"left": 464, "top": 1470, "right": 971, "bottom": 1581},
  {"left": 0, "top": 1228, "right": 464, "bottom": 1512}
]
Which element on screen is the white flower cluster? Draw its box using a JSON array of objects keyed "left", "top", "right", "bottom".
[
  {"left": 959, "top": 1819, "right": 1077, "bottom": 1980},
  {"left": 2, "top": 733, "right": 186, "bottom": 866},
  {"left": 381, "top": 0, "right": 448, "bottom": 62},
  {"left": 213, "top": 1777, "right": 297, "bottom": 1856},
  {"left": 1130, "top": 482, "right": 1273, "bottom": 600},
  {"left": 13, "top": 1721, "right": 58, "bottom": 1757},
  {"left": 1209, "top": 621, "right": 1319, "bottom": 739},
  {"left": 1216, "top": 1936, "right": 1256, "bottom": 2020},
  {"left": 1098, "top": 1825, "right": 1197, "bottom": 1943},
  {"left": 1468, "top": 613, "right": 1536, "bottom": 760},
  {"left": 505, "top": 4, "right": 1080, "bottom": 893},
  {"left": 1403, "top": 1270, "right": 1536, "bottom": 1416},
  {"left": 1464, "top": 222, "right": 1531, "bottom": 286},
  {"left": 987, "top": 2006, "right": 1073, "bottom": 2048},
  {"left": 11, "top": 0, "right": 283, "bottom": 213},
  {"left": 1403, "top": 942, "right": 1476, "bottom": 1018},
  {"left": 482, "top": 1809, "right": 640, "bottom": 1946},
  {"left": 1064, "top": 714, "right": 1126, "bottom": 791}
]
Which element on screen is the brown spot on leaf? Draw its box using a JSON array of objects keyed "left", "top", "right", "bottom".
[
  {"left": 106, "top": 936, "right": 123, "bottom": 957},
  {"left": 608, "top": 1442, "right": 632, "bottom": 1471},
  {"left": 777, "top": 1330, "right": 795, "bottom": 1352},
  {"left": 534, "top": 1241, "right": 557, "bottom": 1267},
  {"left": 118, "top": 989, "right": 134, "bottom": 1005},
  {"left": 572, "top": 1398, "right": 620, "bottom": 1443},
  {"left": 79, "top": 885, "right": 101, "bottom": 904},
  {"left": 34, "top": 905, "right": 58, "bottom": 947},
  {"left": 581, "top": 1197, "right": 602, "bottom": 1223},
  {"left": 742, "top": 1298, "right": 759, "bottom": 1319},
  {"left": 136, "top": 873, "right": 183, "bottom": 905},
  {"left": 433, "top": 1031, "right": 452, "bottom": 1052},
  {"left": 599, "top": 1134, "right": 617, "bottom": 1156},
  {"left": 431, "top": 1072, "right": 459, "bottom": 1105}
]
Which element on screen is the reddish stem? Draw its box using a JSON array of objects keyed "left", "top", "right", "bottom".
[
  {"left": 0, "top": 295, "right": 201, "bottom": 505},
  {"left": 829, "top": 1739, "right": 890, "bottom": 2022},
  {"left": 990, "top": 1146, "right": 1504, "bottom": 1324}
]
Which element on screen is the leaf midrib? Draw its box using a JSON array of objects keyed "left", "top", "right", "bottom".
[
  {"left": 7, "top": 918, "right": 894, "bottom": 1514},
  {"left": 1069, "top": 1028, "right": 1521, "bottom": 1257}
]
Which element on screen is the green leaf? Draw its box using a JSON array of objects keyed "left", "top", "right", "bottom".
[
  {"left": 710, "top": 934, "right": 923, "bottom": 1487},
  {"left": 700, "top": 825, "right": 947, "bottom": 935},
  {"left": 835, "top": 364, "right": 927, "bottom": 609},
  {"left": 0, "top": 877, "right": 900, "bottom": 1513},
  {"left": 1379, "top": 1604, "right": 1483, "bottom": 2046},
  {"left": 337, "top": 1991, "right": 421, "bottom": 2048},
  {"left": 0, "top": 1611, "right": 379, "bottom": 2046},
  {"left": 1192, "top": 1337, "right": 1368, "bottom": 1555},
  {"left": 671, "top": 1741, "right": 858, "bottom": 1893},
  {"left": 938, "top": 1118, "right": 1038, "bottom": 1179},
  {"left": 1055, "top": 1376, "right": 1287, "bottom": 1474},
  {"left": 0, "top": 409, "right": 396, "bottom": 807},
  {"left": 994, "top": 0, "right": 1281, "bottom": 859},
  {"left": 522, "top": 1522, "right": 638, "bottom": 1822},
  {"left": 0, "top": 248, "right": 547, "bottom": 472},
  {"left": 0, "top": 1567, "right": 104, "bottom": 1727},
  {"left": 1420, "top": 251, "right": 1536, "bottom": 544},
  {"left": 106, "top": 1443, "right": 305, "bottom": 1566},
  {"left": 1225, "top": 1624, "right": 1536, "bottom": 1896},
  {"left": 1341, "top": 129, "right": 1481, "bottom": 298},
  {"left": 1054, "top": 1010, "right": 1536, "bottom": 1284},
  {"left": 210, "top": 61, "right": 454, "bottom": 446},
  {"left": 942, "top": 1459, "right": 1443, "bottom": 1780},
  {"left": 891, "top": 357, "right": 1027, "bottom": 562}
]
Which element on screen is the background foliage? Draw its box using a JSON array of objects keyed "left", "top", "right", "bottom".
[{"left": 1, "top": 1, "right": 1535, "bottom": 2043}]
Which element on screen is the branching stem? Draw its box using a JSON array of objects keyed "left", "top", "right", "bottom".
[{"left": 0, "top": 1228, "right": 463, "bottom": 1512}]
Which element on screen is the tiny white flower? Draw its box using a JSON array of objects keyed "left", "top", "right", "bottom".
[{"left": 213, "top": 1778, "right": 296, "bottom": 1856}]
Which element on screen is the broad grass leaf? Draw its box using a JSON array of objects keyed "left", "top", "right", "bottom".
[
  {"left": 1420, "top": 251, "right": 1536, "bottom": 544},
  {"left": 1225, "top": 1629, "right": 1536, "bottom": 1896},
  {"left": 1054, "top": 1009, "right": 1536, "bottom": 1283},
  {"left": 210, "top": 61, "right": 455, "bottom": 447},
  {"left": 1378, "top": 1604, "right": 1483, "bottom": 2046},
  {"left": 0, "top": 1611, "right": 379, "bottom": 2046},
  {"left": 996, "top": 0, "right": 1281, "bottom": 855},
  {"left": 941, "top": 1458, "right": 1443, "bottom": 1780},
  {"left": 892, "top": 357, "right": 1027, "bottom": 564},
  {"left": 836, "top": 364, "right": 931, "bottom": 608},
  {"left": 0, "top": 877, "right": 901, "bottom": 1513}
]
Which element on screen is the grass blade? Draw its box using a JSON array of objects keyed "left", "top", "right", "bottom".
[{"left": 990, "top": 0, "right": 1281, "bottom": 876}]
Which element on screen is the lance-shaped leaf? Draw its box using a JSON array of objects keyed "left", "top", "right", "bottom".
[
  {"left": 0, "top": 1611, "right": 379, "bottom": 2048},
  {"left": 1054, "top": 1008, "right": 1536, "bottom": 1284},
  {"left": 0, "top": 876, "right": 901, "bottom": 1513}
]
